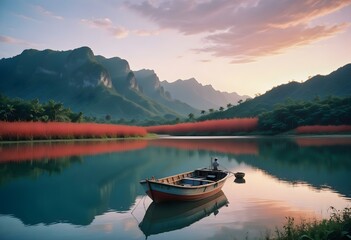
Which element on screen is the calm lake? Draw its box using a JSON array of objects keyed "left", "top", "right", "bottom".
[{"left": 0, "top": 136, "right": 350, "bottom": 240}]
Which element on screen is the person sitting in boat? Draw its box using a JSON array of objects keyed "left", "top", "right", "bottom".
[{"left": 213, "top": 158, "right": 219, "bottom": 171}]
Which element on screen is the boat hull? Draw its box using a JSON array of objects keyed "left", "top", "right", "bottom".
[{"left": 140, "top": 169, "right": 229, "bottom": 203}]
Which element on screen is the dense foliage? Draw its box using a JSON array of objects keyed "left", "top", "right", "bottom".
[
  {"left": 1, "top": 94, "right": 351, "bottom": 138},
  {"left": 0, "top": 95, "right": 83, "bottom": 122},
  {"left": 258, "top": 96, "right": 351, "bottom": 133}
]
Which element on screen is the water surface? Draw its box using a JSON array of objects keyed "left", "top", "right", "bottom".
[{"left": 0, "top": 136, "right": 350, "bottom": 239}]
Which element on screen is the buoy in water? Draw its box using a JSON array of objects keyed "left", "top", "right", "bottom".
[{"left": 234, "top": 178, "right": 246, "bottom": 184}]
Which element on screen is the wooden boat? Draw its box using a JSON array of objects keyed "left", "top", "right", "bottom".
[
  {"left": 139, "top": 190, "right": 228, "bottom": 237},
  {"left": 140, "top": 168, "right": 230, "bottom": 203}
]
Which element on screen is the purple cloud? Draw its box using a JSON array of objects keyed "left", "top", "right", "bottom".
[{"left": 126, "top": 0, "right": 351, "bottom": 62}]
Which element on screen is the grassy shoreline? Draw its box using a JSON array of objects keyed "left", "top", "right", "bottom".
[{"left": 263, "top": 207, "right": 351, "bottom": 240}]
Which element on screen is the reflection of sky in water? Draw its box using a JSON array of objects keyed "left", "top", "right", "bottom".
[
  {"left": 138, "top": 165, "right": 349, "bottom": 240},
  {"left": 0, "top": 136, "right": 350, "bottom": 239},
  {"left": 2, "top": 165, "right": 347, "bottom": 240}
]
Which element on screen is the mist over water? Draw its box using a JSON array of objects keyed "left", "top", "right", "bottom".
[{"left": 0, "top": 136, "right": 350, "bottom": 239}]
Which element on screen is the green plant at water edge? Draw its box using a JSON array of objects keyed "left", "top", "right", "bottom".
[{"left": 265, "top": 207, "right": 351, "bottom": 240}]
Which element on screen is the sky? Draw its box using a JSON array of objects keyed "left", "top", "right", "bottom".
[{"left": 1, "top": 0, "right": 351, "bottom": 97}]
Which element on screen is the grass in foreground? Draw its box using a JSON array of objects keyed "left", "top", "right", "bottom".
[{"left": 265, "top": 207, "right": 351, "bottom": 240}]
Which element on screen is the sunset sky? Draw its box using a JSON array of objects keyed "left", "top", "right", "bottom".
[{"left": 1, "top": 0, "right": 351, "bottom": 96}]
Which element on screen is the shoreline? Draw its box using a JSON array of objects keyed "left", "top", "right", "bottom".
[{"left": 1, "top": 133, "right": 350, "bottom": 144}]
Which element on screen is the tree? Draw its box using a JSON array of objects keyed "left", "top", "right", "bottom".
[
  {"left": 2, "top": 104, "right": 15, "bottom": 121},
  {"left": 227, "top": 103, "right": 232, "bottom": 109},
  {"left": 238, "top": 99, "right": 243, "bottom": 104},
  {"left": 71, "top": 112, "right": 84, "bottom": 122},
  {"left": 105, "top": 114, "right": 111, "bottom": 121},
  {"left": 44, "top": 100, "right": 70, "bottom": 121},
  {"left": 219, "top": 106, "right": 224, "bottom": 111},
  {"left": 30, "top": 99, "right": 44, "bottom": 121},
  {"left": 188, "top": 113, "right": 194, "bottom": 120},
  {"left": 209, "top": 108, "right": 214, "bottom": 113},
  {"left": 201, "top": 110, "right": 206, "bottom": 115}
]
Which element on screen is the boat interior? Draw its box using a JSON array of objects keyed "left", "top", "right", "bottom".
[{"left": 153, "top": 169, "right": 228, "bottom": 186}]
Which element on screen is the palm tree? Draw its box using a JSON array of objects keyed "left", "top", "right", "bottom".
[
  {"left": 201, "top": 110, "right": 206, "bottom": 115},
  {"left": 209, "top": 108, "right": 214, "bottom": 113},
  {"left": 1, "top": 104, "right": 15, "bottom": 121},
  {"left": 45, "top": 100, "right": 66, "bottom": 121},
  {"left": 72, "top": 112, "right": 83, "bottom": 122},
  {"left": 238, "top": 99, "right": 243, "bottom": 105},
  {"left": 219, "top": 106, "right": 224, "bottom": 111},
  {"left": 30, "top": 99, "right": 44, "bottom": 121},
  {"left": 188, "top": 113, "right": 194, "bottom": 120},
  {"left": 227, "top": 103, "right": 232, "bottom": 109}
]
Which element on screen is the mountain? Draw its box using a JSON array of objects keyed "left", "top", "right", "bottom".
[
  {"left": 0, "top": 47, "right": 188, "bottom": 120},
  {"left": 134, "top": 69, "right": 199, "bottom": 115},
  {"left": 201, "top": 63, "right": 351, "bottom": 119},
  {"left": 161, "top": 78, "right": 250, "bottom": 111}
]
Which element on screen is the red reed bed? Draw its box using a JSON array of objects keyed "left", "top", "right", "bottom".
[
  {"left": 146, "top": 118, "right": 258, "bottom": 135},
  {"left": 0, "top": 122, "right": 147, "bottom": 140}
]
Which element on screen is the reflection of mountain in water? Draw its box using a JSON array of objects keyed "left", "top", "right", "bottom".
[
  {"left": 0, "top": 149, "right": 152, "bottom": 226},
  {"left": 236, "top": 137, "right": 351, "bottom": 198},
  {"left": 139, "top": 190, "right": 228, "bottom": 238},
  {"left": 0, "top": 137, "right": 350, "bottom": 227},
  {"left": 0, "top": 156, "right": 83, "bottom": 186},
  {"left": 0, "top": 142, "right": 230, "bottom": 226}
]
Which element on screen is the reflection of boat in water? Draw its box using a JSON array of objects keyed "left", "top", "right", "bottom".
[
  {"left": 140, "top": 168, "right": 230, "bottom": 203},
  {"left": 139, "top": 190, "right": 228, "bottom": 238},
  {"left": 234, "top": 178, "right": 246, "bottom": 184},
  {"left": 234, "top": 172, "right": 245, "bottom": 179}
]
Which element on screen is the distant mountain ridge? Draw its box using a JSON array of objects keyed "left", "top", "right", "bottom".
[
  {"left": 134, "top": 69, "right": 198, "bottom": 115},
  {"left": 161, "top": 78, "right": 250, "bottom": 110},
  {"left": 0, "top": 47, "right": 199, "bottom": 119},
  {"left": 201, "top": 63, "right": 351, "bottom": 119}
]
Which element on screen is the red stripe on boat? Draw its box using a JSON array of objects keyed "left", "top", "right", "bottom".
[{"left": 147, "top": 187, "right": 223, "bottom": 203}]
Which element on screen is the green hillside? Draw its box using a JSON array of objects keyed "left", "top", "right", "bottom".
[
  {"left": 0, "top": 47, "right": 182, "bottom": 120},
  {"left": 199, "top": 64, "right": 351, "bottom": 120}
]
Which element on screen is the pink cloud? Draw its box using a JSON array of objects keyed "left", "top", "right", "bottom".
[
  {"left": 81, "top": 18, "right": 113, "bottom": 28},
  {"left": 81, "top": 18, "right": 129, "bottom": 39},
  {"left": 111, "top": 26, "right": 129, "bottom": 39},
  {"left": 81, "top": 17, "right": 161, "bottom": 39},
  {"left": 0, "top": 35, "right": 34, "bottom": 46},
  {"left": 132, "top": 29, "right": 160, "bottom": 36},
  {"left": 126, "top": 0, "right": 351, "bottom": 62},
  {"left": 35, "top": 5, "right": 63, "bottom": 20},
  {"left": 198, "top": 23, "right": 348, "bottom": 63}
]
